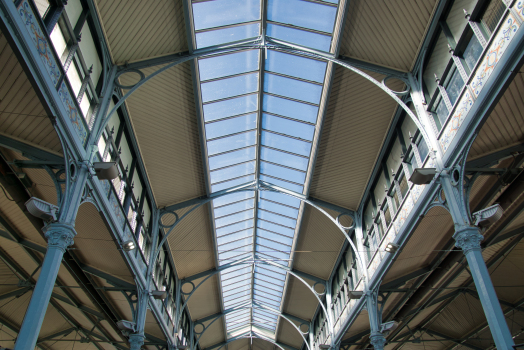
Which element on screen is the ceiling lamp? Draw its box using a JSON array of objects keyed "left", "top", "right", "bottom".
[
  {"left": 122, "top": 240, "right": 136, "bottom": 251},
  {"left": 151, "top": 290, "right": 167, "bottom": 300},
  {"left": 385, "top": 242, "right": 399, "bottom": 253},
  {"left": 409, "top": 168, "right": 437, "bottom": 185},
  {"left": 25, "top": 197, "right": 59, "bottom": 221},
  {"left": 93, "top": 162, "right": 119, "bottom": 180}
]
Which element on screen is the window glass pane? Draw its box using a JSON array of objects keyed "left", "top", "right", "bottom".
[
  {"left": 266, "top": 23, "right": 331, "bottom": 52},
  {"left": 217, "top": 220, "right": 253, "bottom": 237},
  {"left": 258, "top": 209, "right": 296, "bottom": 228},
  {"left": 256, "top": 228, "right": 294, "bottom": 246},
  {"left": 254, "top": 295, "right": 281, "bottom": 308},
  {"left": 435, "top": 99, "right": 449, "bottom": 126},
  {"left": 214, "top": 199, "right": 254, "bottom": 218},
  {"left": 464, "top": 34, "right": 483, "bottom": 72},
  {"left": 215, "top": 209, "right": 254, "bottom": 228},
  {"left": 261, "top": 131, "right": 312, "bottom": 157},
  {"left": 217, "top": 231, "right": 253, "bottom": 245},
  {"left": 257, "top": 219, "right": 294, "bottom": 237},
  {"left": 260, "top": 147, "right": 308, "bottom": 172},
  {"left": 204, "top": 94, "right": 258, "bottom": 122},
  {"left": 210, "top": 161, "right": 256, "bottom": 184},
  {"left": 202, "top": 73, "right": 259, "bottom": 102},
  {"left": 265, "top": 51, "right": 327, "bottom": 83},
  {"left": 192, "top": 0, "right": 260, "bottom": 30},
  {"left": 259, "top": 191, "right": 301, "bottom": 207},
  {"left": 206, "top": 114, "right": 257, "bottom": 140},
  {"left": 264, "top": 73, "right": 322, "bottom": 104},
  {"left": 222, "top": 266, "right": 251, "bottom": 280},
  {"left": 209, "top": 146, "right": 256, "bottom": 170},
  {"left": 445, "top": 69, "right": 464, "bottom": 106},
  {"left": 207, "top": 131, "right": 256, "bottom": 156},
  {"left": 267, "top": 0, "right": 336, "bottom": 33},
  {"left": 260, "top": 161, "right": 306, "bottom": 184},
  {"left": 258, "top": 199, "right": 299, "bottom": 219},
  {"left": 196, "top": 23, "right": 261, "bottom": 48},
  {"left": 259, "top": 174, "right": 304, "bottom": 193},
  {"left": 263, "top": 94, "right": 318, "bottom": 123},
  {"left": 256, "top": 237, "right": 291, "bottom": 252},
  {"left": 213, "top": 191, "right": 254, "bottom": 207},
  {"left": 212, "top": 174, "right": 255, "bottom": 192},
  {"left": 199, "top": 50, "right": 259, "bottom": 81},
  {"left": 254, "top": 278, "right": 284, "bottom": 293},
  {"left": 262, "top": 114, "right": 315, "bottom": 140}
]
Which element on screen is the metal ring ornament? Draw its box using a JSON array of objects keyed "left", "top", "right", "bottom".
[
  {"left": 336, "top": 213, "right": 355, "bottom": 231},
  {"left": 159, "top": 210, "right": 179, "bottom": 228},
  {"left": 299, "top": 323, "right": 310, "bottom": 334},
  {"left": 181, "top": 281, "right": 195, "bottom": 295},
  {"left": 114, "top": 68, "right": 146, "bottom": 89},
  {"left": 313, "top": 282, "right": 326, "bottom": 296},
  {"left": 381, "top": 75, "right": 411, "bottom": 96},
  {"left": 194, "top": 322, "right": 205, "bottom": 335}
]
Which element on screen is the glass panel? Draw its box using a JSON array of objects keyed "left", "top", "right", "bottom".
[
  {"left": 196, "top": 23, "right": 261, "bottom": 48},
  {"left": 256, "top": 228, "right": 294, "bottom": 246},
  {"left": 207, "top": 131, "right": 256, "bottom": 156},
  {"left": 222, "top": 266, "right": 251, "bottom": 280},
  {"left": 192, "top": 0, "right": 260, "bottom": 30},
  {"left": 215, "top": 209, "right": 254, "bottom": 228},
  {"left": 435, "top": 99, "right": 449, "bottom": 126},
  {"left": 258, "top": 199, "right": 299, "bottom": 219},
  {"left": 209, "top": 146, "right": 256, "bottom": 171},
  {"left": 258, "top": 209, "right": 297, "bottom": 229},
  {"left": 199, "top": 50, "right": 259, "bottom": 81},
  {"left": 265, "top": 51, "right": 327, "bottom": 83},
  {"left": 260, "top": 161, "right": 306, "bottom": 184},
  {"left": 262, "top": 113, "right": 315, "bottom": 140},
  {"left": 253, "top": 295, "right": 281, "bottom": 308},
  {"left": 217, "top": 220, "right": 253, "bottom": 237},
  {"left": 257, "top": 220, "right": 294, "bottom": 237},
  {"left": 217, "top": 230, "right": 253, "bottom": 245},
  {"left": 204, "top": 94, "right": 258, "bottom": 122},
  {"left": 254, "top": 278, "right": 284, "bottom": 293},
  {"left": 210, "top": 161, "right": 256, "bottom": 184},
  {"left": 212, "top": 174, "right": 255, "bottom": 192},
  {"left": 202, "top": 73, "right": 259, "bottom": 103},
  {"left": 213, "top": 191, "right": 254, "bottom": 207},
  {"left": 445, "top": 69, "right": 464, "bottom": 105},
  {"left": 263, "top": 94, "right": 318, "bottom": 123},
  {"left": 267, "top": 0, "right": 337, "bottom": 33},
  {"left": 260, "top": 147, "right": 308, "bottom": 172},
  {"left": 463, "top": 34, "right": 483, "bottom": 72},
  {"left": 256, "top": 237, "right": 291, "bottom": 252},
  {"left": 261, "top": 131, "right": 312, "bottom": 157},
  {"left": 206, "top": 114, "right": 257, "bottom": 140},
  {"left": 264, "top": 73, "right": 322, "bottom": 104},
  {"left": 259, "top": 190, "right": 301, "bottom": 207},
  {"left": 266, "top": 23, "right": 331, "bottom": 52},
  {"left": 259, "top": 174, "right": 304, "bottom": 194},
  {"left": 214, "top": 199, "right": 254, "bottom": 218},
  {"left": 254, "top": 284, "right": 283, "bottom": 299}
]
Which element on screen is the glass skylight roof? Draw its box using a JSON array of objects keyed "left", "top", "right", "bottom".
[{"left": 190, "top": 0, "right": 339, "bottom": 338}]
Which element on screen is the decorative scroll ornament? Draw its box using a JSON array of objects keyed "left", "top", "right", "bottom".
[
  {"left": 453, "top": 227, "right": 484, "bottom": 254},
  {"left": 43, "top": 223, "right": 76, "bottom": 252}
]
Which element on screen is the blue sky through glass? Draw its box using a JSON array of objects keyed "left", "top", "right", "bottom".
[{"left": 191, "top": 0, "right": 338, "bottom": 338}]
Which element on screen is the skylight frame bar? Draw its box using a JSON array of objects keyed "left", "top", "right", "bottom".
[
  {"left": 194, "top": 19, "right": 261, "bottom": 34},
  {"left": 259, "top": 145, "right": 310, "bottom": 159},
  {"left": 257, "top": 217, "right": 296, "bottom": 231},
  {"left": 214, "top": 200, "right": 255, "bottom": 219},
  {"left": 261, "top": 128, "right": 314, "bottom": 144},
  {"left": 202, "top": 91, "right": 259, "bottom": 106},
  {"left": 209, "top": 144, "right": 258, "bottom": 160},
  {"left": 258, "top": 197, "right": 300, "bottom": 211},
  {"left": 259, "top": 159, "right": 308, "bottom": 173},
  {"left": 253, "top": 285, "right": 282, "bottom": 300},
  {"left": 255, "top": 235, "right": 293, "bottom": 250},
  {"left": 205, "top": 110, "right": 259, "bottom": 125},
  {"left": 210, "top": 160, "right": 257, "bottom": 179},
  {"left": 211, "top": 172, "right": 256, "bottom": 187},
  {"left": 213, "top": 194, "right": 255, "bottom": 209},
  {"left": 264, "top": 70, "right": 324, "bottom": 86},
  {"left": 263, "top": 91, "right": 320, "bottom": 107},
  {"left": 262, "top": 111, "right": 317, "bottom": 126},
  {"left": 200, "top": 69, "right": 260, "bottom": 84},
  {"left": 206, "top": 129, "right": 258, "bottom": 143},
  {"left": 257, "top": 173, "right": 305, "bottom": 188},
  {"left": 266, "top": 19, "right": 333, "bottom": 37},
  {"left": 257, "top": 207, "right": 298, "bottom": 222}
]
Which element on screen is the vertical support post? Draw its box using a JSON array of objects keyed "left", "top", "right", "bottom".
[
  {"left": 43, "top": 0, "right": 67, "bottom": 34},
  {"left": 434, "top": 73, "right": 453, "bottom": 112},
  {"left": 63, "top": 35, "right": 81, "bottom": 73},
  {"left": 366, "top": 291, "right": 386, "bottom": 350},
  {"left": 77, "top": 65, "right": 93, "bottom": 104},
  {"left": 132, "top": 208, "right": 160, "bottom": 350},
  {"left": 325, "top": 281, "right": 335, "bottom": 346},
  {"left": 14, "top": 164, "right": 89, "bottom": 350},
  {"left": 464, "top": 10, "right": 488, "bottom": 49}
]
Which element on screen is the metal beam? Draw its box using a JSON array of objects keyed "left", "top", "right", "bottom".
[
  {"left": 307, "top": 196, "right": 355, "bottom": 216},
  {"left": 0, "top": 133, "right": 64, "bottom": 163},
  {"left": 423, "top": 328, "right": 484, "bottom": 350},
  {"left": 0, "top": 287, "right": 31, "bottom": 301},
  {"left": 466, "top": 143, "right": 524, "bottom": 168},
  {"left": 337, "top": 56, "right": 408, "bottom": 79},
  {"left": 37, "top": 327, "right": 76, "bottom": 344},
  {"left": 78, "top": 263, "right": 136, "bottom": 289},
  {"left": 380, "top": 267, "right": 432, "bottom": 290}
]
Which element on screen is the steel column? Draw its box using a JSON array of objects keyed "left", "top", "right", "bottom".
[{"left": 366, "top": 292, "right": 386, "bottom": 350}]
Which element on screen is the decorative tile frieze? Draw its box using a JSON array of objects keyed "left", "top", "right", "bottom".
[{"left": 58, "top": 81, "right": 88, "bottom": 145}]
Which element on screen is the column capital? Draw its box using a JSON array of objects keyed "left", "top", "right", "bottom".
[
  {"left": 369, "top": 332, "right": 387, "bottom": 350},
  {"left": 129, "top": 333, "right": 145, "bottom": 350},
  {"left": 453, "top": 226, "right": 483, "bottom": 254},
  {"left": 42, "top": 223, "right": 76, "bottom": 252}
]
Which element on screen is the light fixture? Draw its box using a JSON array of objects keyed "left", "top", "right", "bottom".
[
  {"left": 473, "top": 204, "right": 503, "bottom": 226},
  {"left": 385, "top": 242, "right": 399, "bottom": 253},
  {"left": 409, "top": 168, "right": 437, "bottom": 185},
  {"left": 151, "top": 290, "right": 167, "bottom": 300},
  {"left": 116, "top": 320, "right": 136, "bottom": 332},
  {"left": 380, "top": 321, "right": 399, "bottom": 334},
  {"left": 93, "top": 161, "right": 119, "bottom": 180},
  {"left": 25, "top": 197, "right": 59, "bottom": 221},
  {"left": 348, "top": 291, "right": 363, "bottom": 299},
  {"left": 122, "top": 240, "right": 136, "bottom": 251}
]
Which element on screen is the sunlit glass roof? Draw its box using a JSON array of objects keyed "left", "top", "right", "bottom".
[{"left": 190, "top": 0, "right": 339, "bottom": 338}]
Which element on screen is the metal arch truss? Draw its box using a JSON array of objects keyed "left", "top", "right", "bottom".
[
  {"left": 94, "top": 35, "right": 431, "bottom": 158},
  {"left": 204, "top": 331, "right": 299, "bottom": 350},
  {"left": 192, "top": 302, "right": 309, "bottom": 350}
]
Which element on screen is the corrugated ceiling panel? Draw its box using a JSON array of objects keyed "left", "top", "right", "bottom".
[
  {"left": 146, "top": 309, "right": 167, "bottom": 340},
  {"left": 339, "top": 0, "right": 438, "bottom": 71},
  {"left": 470, "top": 69, "right": 524, "bottom": 159},
  {"left": 282, "top": 276, "right": 317, "bottom": 322},
  {"left": 228, "top": 338, "right": 249, "bottom": 350},
  {"left": 186, "top": 274, "right": 221, "bottom": 320},
  {"left": 252, "top": 338, "right": 275, "bottom": 350},
  {"left": 0, "top": 35, "right": 62, "bottom": 153},
  {"left": 309, "top": 69, "right": 402, "bottom": 210},
  {"left": 293, "top": 206, "right": 344, "bottom": 280},
  {"left": 384, "top": 206, "right": 453, "bottom": 285},
  {"left": 165, "top": 204, "right": 215, "bottom": 279},
  {"left": 489, "top": 241, "right": 524, "bottom": 304},
  {"left": 198, "top": 317, "right": 225, "bottom": 349},
  {"left": 94, "top": 0, "right": 188, "bottom": 64},
  {"left": 340, "top": 313, "right": 370, "bottom": 341},
  {"left": 120, "top": 63, "right": 204, "bottom": 207},
  {"left": 276, "top": 320, "right": 304, "bottom": 348}
]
